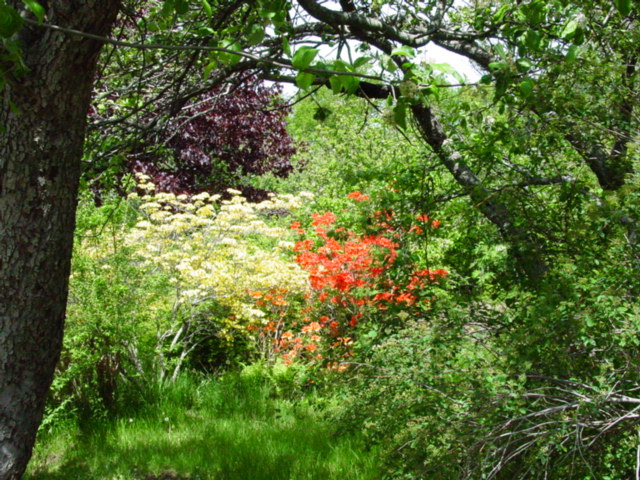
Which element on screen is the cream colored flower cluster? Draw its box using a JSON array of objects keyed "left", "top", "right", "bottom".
[{"left": 125, "top": 174, "right": 311, "bottom": 322}]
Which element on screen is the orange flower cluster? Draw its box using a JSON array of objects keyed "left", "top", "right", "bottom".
[
  {"left": 295, "top": 230, "right": 398, "bottom": 294},
  {"left": 412, "top": 214, "right": 442, "bottom": 234},
  {"left": 311, "top": 211, "right": 337, "bottom": 226},
  {"left": 273, "top": 315, "right": 334, "bottom": 365},
  {"left": 249, "top": 190, "right": 448, "bottom": 368},
  {"left": 372, "top": 268, "right": 448, "bottom": 307},
  {"left": 251, "top": 288, "right": 289, "bottom": 307},
  {"left": 347, "top": 191, "right": 370, "bottom": 202}
]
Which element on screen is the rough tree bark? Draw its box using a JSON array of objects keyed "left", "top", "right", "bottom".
[{"left": 0, "top": 1, "right": 119, "bottom": 479}]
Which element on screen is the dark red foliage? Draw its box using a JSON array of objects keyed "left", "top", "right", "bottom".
[{"left": 131, "top": 75, "right": 296, "bottom": 200}]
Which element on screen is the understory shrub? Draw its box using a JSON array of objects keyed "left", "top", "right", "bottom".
[
  {"left": 335, "top": 317, "right": 521, "bottom": 480},
  {"left": 46, "top": 180, "right": 314, "bottom": 423}
]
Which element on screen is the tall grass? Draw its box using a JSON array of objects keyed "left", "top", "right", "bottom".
[{"left": 26, "top": 366, "right": 380, "bottom": 480}]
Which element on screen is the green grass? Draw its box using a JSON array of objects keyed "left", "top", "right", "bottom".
[{"left": 26, "top": 369, "right": 380, "bottom": 480}]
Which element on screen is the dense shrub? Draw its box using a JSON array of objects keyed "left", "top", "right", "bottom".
[
  {"left": 46, "top": 179, "right": 313, "bottom": 423},
  {"left": 247, "top": 189, "right": 448, "bottom": 370},
  {"left": 86, "top": 75, "right": 297, "bottom": 201},
  {"left": 130, "top": 76, "right": 297, "bottom": 199},
  {"left": 334, "top": 317, "right": 520, "bottom": 480}
]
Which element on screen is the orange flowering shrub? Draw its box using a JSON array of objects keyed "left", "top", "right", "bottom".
[{"left": 249, "top": 191, "right": 448, "bottom": 368}]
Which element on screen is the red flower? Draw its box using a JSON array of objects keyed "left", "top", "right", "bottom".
[
  {"left": 347, "top": 191, "right": 370, "bottom": 201},
  {"left": 395, "top": 292, "right": 416, "bottom": 305},
  {"left": 310, "top": 275, "right": 327, "bottom": 289},
  {"left": 374, "top": 292, "right": 394, "bottom": 302},
  {"left": 314, "top": 226, "right": 329, "bottom": 239},
  {"left": 312, "top": 212, "right": 336, "bottom": 226},
  {"left": 294, "top": 239, "right": 315, "bottom": 252}
]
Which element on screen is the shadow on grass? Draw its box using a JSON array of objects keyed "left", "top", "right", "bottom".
[{"left": 27, "top": 400, "right": 379, "bottom": 480}]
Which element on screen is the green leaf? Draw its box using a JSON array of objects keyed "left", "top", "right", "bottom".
[
  {"left": 572, "top": 27, "right": 585, "bottom": 46},
  {"left": 214, "top": 40, "right": 243, "bottom": 66},
  {"left": 384, "top": 55, "right": 398, "bottom": 73},
  {"left": 525, "top": 30, "right": 541, "bottom": 51},
  {"left": 561, "top": 19, "right": 579, "bottom": 39},
  {"left": 565, "top": 45, "right": 578, "bottom": 62},
  {"left": 161, "top": 0, "right": 174, "bottom": 16},
  {"left": 431, "top": 63, "right": 455, "bottom": 74},
  {"left": 494, "top": 76, "right": 508, "bottom": 101},
  {"left": 424, "top": 84, "right": 439, "bottom": 98},
  {"left": 615, "top": 0, "right": 632, "bottom": 16},
  {"left": 203, "top": 60, "right": 217, "bottom": 79},
  {"left": 493, "top": 4, "right": 510, "bottom": 22},
  {"left": 332, "top": 59, "right": 353, "bottom": 72},
  {"left": 201, "top": 0, "right": 212, "bottom": 19},
  {"left": 247, "top": 25, "right": 265, "bottom": 45},
  {"left": 518, "top": 78, "right": 534, "bottom": 98},
  {"left": 0, "top": 4, "right": 23, "bottom": 37},
  {"left": 327, "top": 74, "right": 359, "bottom": 94},
  {"left": 282, "top": 37, "right": 291, "bottom": 56},
  {"left": 494, "top": 43, "right": 508, "bottom": 60},
  {"left": 329, "top": 75, "right": 342, "bottom": 94},
  {"left": 22, "top": 0, "right": 45, "bottom": 22},
  {"left": 353, "top": 56, "right": 371, "bottom": 69},
  {"left": 488, "top": 61, "right": 509, "bottom": 72},
  {"left": 391, "top": 45, "right": 415, "bottom": 58},
  {"left": 393, "top": 102, "right": 407, "bottom": 130},
  {"left": 295, "top": 71, "right": 315, "bottom": 90},
  {"left": 480, "top": 74, "right": 493, "bottom": 84},
  {"left": 342, "top": 75, "right": 360, "bottom": 94},
  {"left": 431, "top": 62, "right": 464, "bottom": 83},
  {"left": 292, "top": 46, "right": 318, "bottom": 70},
  {"left": 174, "top": 0, "right": 189, "bottom": 15},
  {"left": 516, "top": 57, "right": 532, "bottom": 72},
  {"left": 385, "top": 94, "right": 394, "bottom": 108}
]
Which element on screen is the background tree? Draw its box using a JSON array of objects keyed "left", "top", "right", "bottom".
[
  {"left": 84, "top": 4, "right": 299, "bottom": 200},
  {"left": 145, "top": 76, "right": 295, "bottom": 198},
  {"left": 248, "top": 0, "right": 639, "bottom": 281}
]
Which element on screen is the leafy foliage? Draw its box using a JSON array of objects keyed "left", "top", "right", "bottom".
[
  {"left": 48, "top": 179, "right": 313, "bottom": 420},
  {"left": 127, "top": 76, "right": 297, "bottom": 199}
]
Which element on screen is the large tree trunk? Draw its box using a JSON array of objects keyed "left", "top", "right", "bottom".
[{"left": 0, "top": 2, "right": 119, "bottom": 479}]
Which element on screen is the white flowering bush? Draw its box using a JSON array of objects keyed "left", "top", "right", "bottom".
[
  {"left": 47, "top": 178, "right": 314, "bottom": 420},
  {"left": 126, "top": 174, "right": 311, "bottom": 323}
]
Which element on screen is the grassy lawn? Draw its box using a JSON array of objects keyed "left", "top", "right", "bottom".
[{"left": 26, "top": 371, "right": 380, "bottom": 480}]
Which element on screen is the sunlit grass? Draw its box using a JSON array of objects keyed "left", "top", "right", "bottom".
[{"left": 26, "top": 371, "right": 380, "bottom": 480}]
